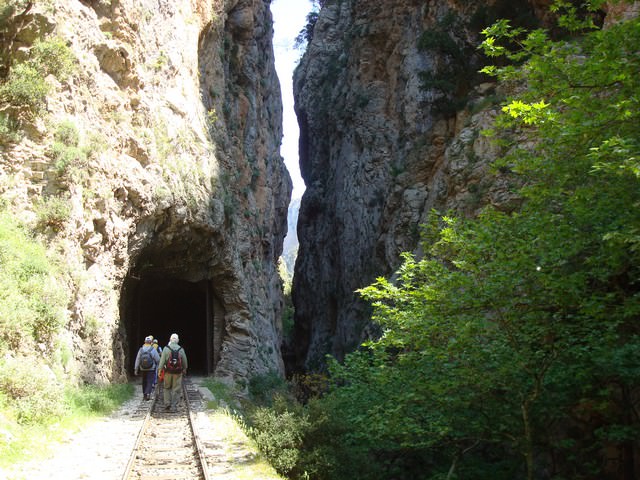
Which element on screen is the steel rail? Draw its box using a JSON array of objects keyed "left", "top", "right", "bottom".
[
  {"left": 121, "top": 376, "right": 210, "bottom": 480},
  {"left": 183, "top": 377, "right": 212, "bottom": 480},
  {"left": 120, "top": 390, "right": 156, "bottom": 480}
]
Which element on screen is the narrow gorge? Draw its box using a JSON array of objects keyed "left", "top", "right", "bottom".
[
  {"left": 2, "top": 0, "right": 640, "bottom": 478},
  {"left": 1, "top": 0, "right": 638, "bottom": 389}
]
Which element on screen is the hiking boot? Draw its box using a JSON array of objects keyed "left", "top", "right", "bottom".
[
  {"left": 144, "top": 394, "right": 149, "bottom": 401},
  {"left": 165, "top": 404, "right": 171, "bottom": 411},
  {"left": 170, "top": 406, "right": 177, "bottom": 413}
]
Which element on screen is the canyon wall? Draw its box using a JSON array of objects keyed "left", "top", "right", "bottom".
[
  {"left": 291, "top": 0, "right": 539, "bottom": 371},
  {"left": 291, "top": 0, "right": 639, "bottom": 372},
  {"left": 0, "top": 0, "right": 290, "bottom": 386}
]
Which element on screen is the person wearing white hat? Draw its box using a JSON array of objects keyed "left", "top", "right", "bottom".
[
  {"left": 158, "top": 333, "right": 188, "bottom": 412},
  {"left": 134, "top": 335, "right": 160, "bottom": 400}
]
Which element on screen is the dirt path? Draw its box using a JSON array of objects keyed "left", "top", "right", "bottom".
[{"left": 1, "top": 377, "right": 282, "bottom": 480}]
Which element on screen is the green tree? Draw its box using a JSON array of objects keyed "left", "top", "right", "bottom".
[{"left": 0, "top": 36, "right": 75, "bottom": 116}]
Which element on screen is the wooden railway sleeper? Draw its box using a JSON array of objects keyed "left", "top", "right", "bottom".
[{"left": 122, "top": 377, "right": 211, "bottom": 480}]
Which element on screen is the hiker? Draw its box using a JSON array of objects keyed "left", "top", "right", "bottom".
[
  {"left": 158, "top": 333, "right": 188, "bottom": 412},
  {"left": 134, "top": 335, "right": 160, "bottom": 401},
  {"left": 152, "top": 338, "right": 162, "bottom": 387}
]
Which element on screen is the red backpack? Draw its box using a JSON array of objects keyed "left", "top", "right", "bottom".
[{"left": 165, "top": 347, "right": 182, "bottom": 373}]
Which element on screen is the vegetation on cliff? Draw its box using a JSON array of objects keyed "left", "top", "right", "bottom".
[
  {"left": 0, "top": 207, "right": 135, "bottom": 466},
  {"left": 0, "top": 1, "right": 135, "bottom": 465},
  {"left": 249, "top": 2, "right": 640, "bottom": 479}
]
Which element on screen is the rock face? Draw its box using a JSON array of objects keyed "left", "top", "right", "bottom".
[
  {"left": 291, "top": 0, "right": 638, "bottom": 372},
  {"left": 0, "top": 0, "right": 291, "bottom": 386},
  {"left": 291, "top": 0, "right": 541, "bottom": 371}
]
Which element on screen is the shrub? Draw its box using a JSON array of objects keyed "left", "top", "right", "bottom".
[
  {"left": 48, "top": 120, "right": 88, "bottom": 181},
  {"left": 65, "top": 383, "right": 134, "bottom": 416},
  {"left": 0, "top": 211, "right": 68, "bottom": 349},
  {"left": 31, "top": 37, "right": 75, "bottom": 80},
  {"left": 0, "top": 111, "right": 20, "bottom": 142},
  {"left": 0, "top": 36, "right": 75, "bottom": 115},
  {"left": 0, "top": 0, "right": 30, "bottom": 24},
  {"left": 34, "top": 195, "right": 71, "bottom": 233},
  {"left": 201, "top": 378, "right": 237, "bottom": 409},
  {"left": 248, "top": 371, "right": 289, "bottom": 406},
  {"left": 418, "top": 30, "right": 463, "bottom": 60},
  {"left": 0, "top": 61, "right": 49, "bottom": 113},
  {"left": 247, "top": 395, "right": 309, "bottom": 476},
  {"left": 85, "top": 131, "right": 108, "bottom": 159},
  {"left": 290, "top": 373, "right": 329, "bottom": 403},
  {"left": 53, "top": 143, "right": 86, "bottom": 173},
  {"left": 294, "top": 10, "right": 319, "bottom": 50},
  {"left": 53, "top": 119, "right": 80, "bottom": 146},
  {"left": 295, "top": 397, "right": 373, "bottom": 480},
  {"left": 0, "top": 356, "right": 66, "bottom": 424}
]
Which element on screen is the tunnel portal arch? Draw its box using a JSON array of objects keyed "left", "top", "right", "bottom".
[{"left": 121, "top": 272, "right": 225, "bottom": 375}]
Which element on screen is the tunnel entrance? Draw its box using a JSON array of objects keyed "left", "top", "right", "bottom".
[{"left": 122, "top": 273, "right": 225, "bottom": 375}]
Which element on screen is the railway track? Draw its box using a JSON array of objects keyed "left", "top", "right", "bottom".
[{"left": 122, "top": 376, "right": 211, "bottom": 480}]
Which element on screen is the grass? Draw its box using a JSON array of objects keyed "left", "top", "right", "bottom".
[
  {"left": 0, "top": 383, "right": 133, "bottom": 469},
  {"left": 203, "top": 409, "right": 284, "bottom": 479},
  {"left": 0, "top": 376, "right": 284, "bottom": 478},
  {"left": 198, "top": 378, "right": 285, "bottom": 479},
  {"left": 0, "top": 211, "right": 69, "bottom": 349},
  {"left": 202, "top": 377, "right": 238, "bottom": 409}
]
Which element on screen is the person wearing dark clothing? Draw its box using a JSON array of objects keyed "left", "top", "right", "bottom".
[
  {"left": 158, "top": 333, "right": 188, "bottom": 412},
  {"left": 152, "top": 338, "right": 162, "bottom": 387},
  {"left": 134, "top": 335, "right": 160, "bottom": 400}
]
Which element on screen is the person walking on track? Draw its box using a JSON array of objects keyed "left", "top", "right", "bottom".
[
  {"left": 152, "top": 337, "right": 162, "bottom": 388},
  {"left": 134, "top": 335, "right": 160, "bottom": 401},
  {"left": 158, "top": 333, "right": 188, "bottom": 412}
]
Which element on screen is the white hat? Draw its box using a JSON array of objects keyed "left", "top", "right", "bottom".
[
  {"left": 170, "top": 333, "right": 179, "bottom": 343},
  {"left": 145, "top": 335, "right": 153, "bottom": 343}
]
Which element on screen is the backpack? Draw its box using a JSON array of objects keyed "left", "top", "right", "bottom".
[
  {"left": 139, "top": 347, "right": 154, "bottom": 371},
  {"left": 165, "top": 347, "right": 182, "bottom": 373}
]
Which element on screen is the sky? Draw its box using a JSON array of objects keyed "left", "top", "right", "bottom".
[{"left": 270, "top": 0, "right": 312, "bottom": 200}]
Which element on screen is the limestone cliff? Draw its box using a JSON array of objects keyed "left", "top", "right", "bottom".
[
  {"left": 291, "top": 0, "right": 554, "bottom": 371},
  {"left": 0, "top": 0, "right": 291, "bottom": 386}
]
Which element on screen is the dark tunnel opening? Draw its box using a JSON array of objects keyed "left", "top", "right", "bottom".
[{"left": 122, "top": 274, "right": 224, "bottom": 376}]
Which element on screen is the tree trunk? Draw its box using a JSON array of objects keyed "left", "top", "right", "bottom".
[{"left": 522, "top": 400, "right": 534, "bottom": 480}]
